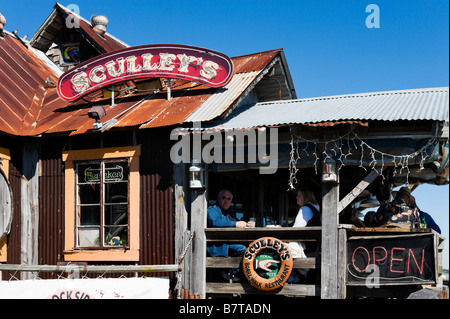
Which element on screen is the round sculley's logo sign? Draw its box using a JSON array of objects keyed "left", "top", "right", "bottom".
[
  {"left": 243, "top": 237, "right": 293, "bottom": 291},
  {"left": 57, "top": 44, "right": 234, "bottom": 102}
]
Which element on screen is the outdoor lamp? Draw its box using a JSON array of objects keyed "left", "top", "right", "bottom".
[
  {"left": 322, "top": 158, "right": 338, "bottom": 183},
  {"left": 189, "top": 160, "right": 204, "bottom": 189},
  {"left": 88, "top": 105, "right": 106, "bottom": 129}
]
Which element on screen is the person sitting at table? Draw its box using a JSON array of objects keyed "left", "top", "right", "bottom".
[
  {"left": 373, "top": 186, "right": 420, "bottom": 228},
  {"left": 207, "top": 189, "right": 247, "bottom": 257},
  {"left": 287, "top": 187, "right": 321, "bottom": 283},
  {"left": 292, "top": 187, "right": 321, "bottom": 227},
  {"left": 409, "top": 195, "right": 441, "bottom": 233},
  {"left": 207, "top": 189, "right": 247, "bottom": 281}
]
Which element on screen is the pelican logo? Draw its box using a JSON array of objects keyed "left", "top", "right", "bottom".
[{"left": 242, "top": 237, "right": 293, "bottom": 291}]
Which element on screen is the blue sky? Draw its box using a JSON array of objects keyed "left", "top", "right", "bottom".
[{"left": 1, "top": 0, "right": 448, "bottom": 267}]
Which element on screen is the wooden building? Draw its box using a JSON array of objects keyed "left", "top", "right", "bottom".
[
  {"left": 0, "top": 4, "right": 447, "bottom": 299},
  {"left": 0, "top": 4, "right": 294, "bottom": 285}
]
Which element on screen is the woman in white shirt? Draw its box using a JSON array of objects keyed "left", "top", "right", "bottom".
[
  {"left": 292, "top": 187, "right": 321, "bottom": 227},
  {"left": 288, "top": 187, "right": 321, "bottom": 266}
]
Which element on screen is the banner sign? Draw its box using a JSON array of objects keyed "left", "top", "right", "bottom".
[
  {"left": 347, "top": 234, "right": 436, "bottom": 285},
  {"left": 57, "top": 44, "right": 234, "bottom": 102},
  {"left": 0, "top": 277, "right": 169, "bottom": 299}
]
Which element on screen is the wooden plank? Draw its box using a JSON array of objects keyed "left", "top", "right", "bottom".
[
  {"left": 174, "top": 163, "right": 190, "bottom": 291},
  {"left": 337, "top": 227, "right": 347, "bottom": 299},
  {"left": 206, "top": 257, "right": 318, "bottom": 269},
  {"left": 20, "top": 141, "right": 40, "bottom": 280},
  {"left": 205, "top": 227, "right": 322, "bottom": 241},
  {"left": 206, "top": 282, "right": 319, "bottom": 297},
  {"left": 189, "top": 189, "right": 207, "bottom": 298},
  {"left": 321, "top": 183, "right": 339, "bottom": 299},
  {"left": 338, "top": 167, "right": 385, "bottom": 213},
  {"left": 0, "top": 264, "right": 179, "bottom": 273}
]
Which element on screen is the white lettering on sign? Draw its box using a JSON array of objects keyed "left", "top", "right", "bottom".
[
  {"left": 58, "top": 44, "right": 234, "bottom": 102},
  {"left": 67, "top": 53, "right": 228, "bottom": 94},
  {"left": 105, "top": 58, "right": 126, "bottom": 77}
]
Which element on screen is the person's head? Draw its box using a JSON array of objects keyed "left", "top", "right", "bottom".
[
  {"left": 217, "top": 189, "right": 233, "bottom": 210},
  {"left": 296, "top": 187, "right": 318, "bottom": 207},
  {"left": 395, "top": 186, "right": 412, "bottom": 204},
  {"left": 364, "top": 211, "right": 376, "bottom": 226},
  {"left": 409, "top": 195, "right": 419, "bottom": 210}
]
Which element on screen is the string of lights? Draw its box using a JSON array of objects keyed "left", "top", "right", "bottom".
[{"left": 288, "top": 131, "right": 440, "bottom": 190}]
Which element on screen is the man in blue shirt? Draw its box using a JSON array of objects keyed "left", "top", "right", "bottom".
[
  {"left": 207, "top": 189, "right": 247, "bottom": 257},
  {"left": 410, "top": 196, "right": 442, "bottom": 234}
]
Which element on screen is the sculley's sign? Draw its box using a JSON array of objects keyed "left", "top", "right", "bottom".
[{"left": 57, "top": 44, "right": 234, "bottom": 102}]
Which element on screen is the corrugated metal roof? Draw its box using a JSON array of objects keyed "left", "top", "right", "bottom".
[
  {"left": 1, "top": 2, "right": 287, "bottom": 137},
  {"left": 0, "top": 31, "right": 63, "bottom": 136},
  {"left": 0, "top": 28, "right": 284, "bottom": 136},
  {"left": 186, "top": 49, "right": 284, "bottom": 123},
  {"left": 206, "top": 87, "right": 449, "bottom": 130},
  {"left": 47, "top": 49, "right": 284, "bottom": 135},
  {"left": 185, "top": 71, "right": 260, "bottom": 122}
]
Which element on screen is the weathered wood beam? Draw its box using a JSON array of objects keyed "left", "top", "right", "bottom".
[
  {"left": 20, "top": 141, "right": 40, "bottom": 280},
  {"left": 338, "top": 167, "right": 385, "bottom": 214},
  {"left": 206, "top": 257, "right": 318, "bottom": 269},
  {"left": 321, "top": 183, "right": 339, "bottom": 299},
  {"left": 189, "top": 189, "right": 207, "bottom": 298},
  {"left": 206, "top": 282, "right": 319, "bottom": 297}
]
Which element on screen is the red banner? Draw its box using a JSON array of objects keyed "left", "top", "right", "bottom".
[{"left": 57, "top": 44, "right": 234, "bottom": 102}]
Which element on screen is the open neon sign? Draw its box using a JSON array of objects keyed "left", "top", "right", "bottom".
[{"left": 57, "top": 44, "right": 234, "bottom": 102}]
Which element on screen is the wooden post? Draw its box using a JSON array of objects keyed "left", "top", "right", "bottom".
[
  {"left": 20, "top": 140, "right": 40, "bottom": 280},
  {"left": 189, "top": 188, "right": 207, "bottom": 298},
  {"left": 174, "top": 163, "right": 190, "bottom": 293},
  {"left": 337, "top": 226, "right": 348, "bottom": 299},
  {"left": 321, "top": 181, "right": 339, "bottom": 299}
]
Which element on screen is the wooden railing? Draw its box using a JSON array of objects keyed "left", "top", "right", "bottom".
[
  {"left": 204, "top": 226, "right": 445, "bottom": 298},
  {"left": 205, "top": 227, "right": 322, "bottom": 297}
]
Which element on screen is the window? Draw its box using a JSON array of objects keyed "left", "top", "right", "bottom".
[
  {"left": 63, "top": 146, "right": 140, "bottom": 261},
  {"left": 76, "top": 159, "right": 129, "bottom": 248}
]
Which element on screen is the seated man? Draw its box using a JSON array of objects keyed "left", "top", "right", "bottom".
[
  {"left": 410, "top": 196, "right": 442, "bottom": 233},
  {"left": 207, "top": 189, "right": 247, "bottom": 258},
  {"left": 373, "top": 186, "right": 420, "bottom": 228}
]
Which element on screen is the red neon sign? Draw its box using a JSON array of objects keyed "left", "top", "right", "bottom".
[{"left": 57, "top": 44, "right": 234, "bottom": 102}]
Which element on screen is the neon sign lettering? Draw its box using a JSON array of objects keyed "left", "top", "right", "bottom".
[
  {"left": 57, "top": 44, "right": 234, "bottom": 102},
  {"left": 346, "top": 234, "right": 436, "bottom": 285}
]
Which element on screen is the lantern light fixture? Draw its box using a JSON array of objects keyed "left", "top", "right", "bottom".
[{"left": 189, "top": 160, "right": 204, "bottom": 189}]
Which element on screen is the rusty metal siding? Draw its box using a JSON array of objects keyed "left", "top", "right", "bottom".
[
  {"left": 138, "top": 128, "right": 175, "bottom": 274},
  {"left": 38, "top": 138, "right": 66, "bottom": 268},
  {"left": 1, "top": 129, "right": 175, "bottom": 279},
  {"left": 7, "top": 149, "right": 22, "bottom": 265}
]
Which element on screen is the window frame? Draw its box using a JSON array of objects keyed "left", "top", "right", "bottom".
[
  {"left": 62, "top": 146, "right": 140, "bottom": 262},
  {"left": 75, "top": 158, "right": 130, "bottom": 249}
]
